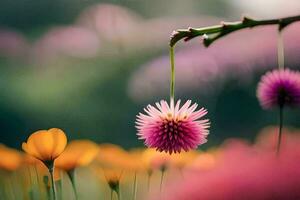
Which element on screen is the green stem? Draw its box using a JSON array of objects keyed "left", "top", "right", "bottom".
[
  {"left": 67, "top": 169, "right": 78, "bottom": 200},
  {"left": 159, "top": 168, "right": 165, "bottom": 195},
  {"left": 170, "top": 46, "right": 175, "bottom": 102},
  {"left": 59, "top": 171, "right": 63, "bottom": 200},
  {"left": 170, "top": 14, "right": 300, "bottom": 47},
  {"left": 132, "top": 172, "right": 137, "bottom": 200},
  {"left": 147, "top": 170, "right": 152, "bottom": 193},
  {"left": 110, "top": 188, "right": 113, "bottom": 200},
  {"left": 277, "top": 106, "right": 284, "bottom": 156},
  {"left": 48, "top": 163, "right": 57, "bottom": 200},
  {"left": 277, "top": 31, "right": 285, "bottom": 69},
  {"left": 116, "top": 186, "right": 121, "bottom": 200},
  {"left": 7, "top": 174, "right": 16, "bottom": 200}
]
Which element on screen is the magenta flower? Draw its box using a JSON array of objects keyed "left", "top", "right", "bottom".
[
  {"left": 257, "top": 69, "right": 300, "bottom": 109},
  {"left": 136, "top": 99, "right": 210, "bottom": 154}
]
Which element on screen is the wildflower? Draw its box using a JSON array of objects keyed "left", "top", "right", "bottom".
[
  {"left": 22, "top": 128, "right": 67, "bottom": 200},
  {"left": 55, "top": 140, "right": 99, "bottom": 171},
  {"left": 103, "top": 169, "right": 123, "bottom": 192},
  {"left": 169, "top": 150, "right": 198, "bottom": 169},
  {"left": 93, "top": 166, "right": 123, "bottom": 200},
  {"left": 0, "top": 144, "right": 22, "bottom": 171},
  {"left": 257, "top": 69, "right": 300, "bottom": 109},
  {"left": 142, "top": 148, "right": 171, "bottom": 170},
  {"left": 22, "top": 128, "right": 67, "bottom": 163},
  {"left": 55, "top": 140, "right": 99, "bottom": 199},
  {"left": 97, "top": 144, "right": 142, "bottom": 171},
  {"left": 136, "top": 100, "right": 210, "bottom": 154}
]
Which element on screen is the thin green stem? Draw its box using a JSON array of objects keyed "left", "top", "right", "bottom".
[
  {"left": 110, "top": 188, "right": 113, "bottom": 200},
  {"left": 67, "top": 169, "right": 78, "bottom": 200},
  {"left": 116, "top": 188, "right": 121, "bottom": 200},
  {"left": 170, "top": 14, "right": 300, "bottom": 47},
  {"left": 7, "top": 174, "right": 16, "bottom": 200},
  {"left": 59, "top": 170, "right": 63, "bottom": 200},
  {"left": 170, "top": 46, "right": 175, "bottom": 102},
  {"left": 277, "top": 106, "right": 284, "bottom": 156},
  {"left": 147, "top": 170, "right": 152, "bottom": 193},
  {"left": 159, "top": 169, "right": 165, "bottom": 195},
  {"left": 277, "top": 31, "right": 285, "bottom": 69},
  {"left": 48, "top": 164, "right": 57, "bottom": 200},
  {"left": 132, "top": 172, "right": 137, "bottom": 200}
]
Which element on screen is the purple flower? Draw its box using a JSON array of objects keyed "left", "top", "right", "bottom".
[
  {"left": 136, "top": 99, "right": 210, "bottom": 154},
  {"left": 257, "top": 69, "right": 300, "bottom": 109}
]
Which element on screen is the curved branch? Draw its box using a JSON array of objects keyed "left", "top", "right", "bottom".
[{"left": 170, "top": 15, "right": 300, "bottom": 47}]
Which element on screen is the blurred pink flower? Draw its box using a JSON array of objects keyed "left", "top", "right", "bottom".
[
  {"left": 77, "top": 3, "right": 141, "bottom": 42},
  {"left": 0, "top": 30, "right": 29, "bottom": 58},
  {"left": 136, "top": 99, "right": 210, "bottom": 154},
  {"left": 257, "top": 69, "right": 300, "bottom": 109},
  {"left": 33, "top": 26, "right": 100, "bottom": 61},
  {"left": 160, "top": 137, "right": 300, "bottom": 200},
  {"left": 77, "top": 4, "right": 220, "bottom": 54},
  {"left": 128, "top": 23, "right": 300, "bottom": 102}
]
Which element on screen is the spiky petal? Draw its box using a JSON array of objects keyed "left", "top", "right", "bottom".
[{"left": 136, "top": 100, "right": 210, "bottom": 154}]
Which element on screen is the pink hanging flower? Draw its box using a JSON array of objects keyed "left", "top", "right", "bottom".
[
  {"left": 136, "top": 99, "right": 210, "bottom": 154},
  {"left": 257, "top": 69, "right": 300, "bottom": 109}
]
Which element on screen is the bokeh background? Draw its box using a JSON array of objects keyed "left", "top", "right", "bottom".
[{"left": 1, "top": 0, "right": 300, "bottom": 149}]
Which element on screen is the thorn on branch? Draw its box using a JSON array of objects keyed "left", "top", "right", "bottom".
[
  {"left": 203, "top": 37, "right": 212, "bottom": 47},
  {"left": 221, "top": 21, "right": 229, "bottom": 29},
  {"left": 242, "top": 16, "right": 255, "bottom": 24}
]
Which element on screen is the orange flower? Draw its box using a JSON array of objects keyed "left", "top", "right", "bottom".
[
  {"left": 142, "top": 148, "right": 171, "bottom": 170},
  {"left": 0, "top": 144, "right": 23, "bottom": 171},
  {"left": 186, "top": 152, "right": 216, "bottom": 171},
  {"left": 22, "top": 128, "right": 67, "bottom": 163},
  {"left": 92, "top": 164, "right": 123, "bottom": 192},
  {"left": 55, "top": 140, "right": 99, "bottom": 171},
  {"left": 102, "top": 168, "right": 123, "bottom": 188},
  {"left": 168, "top": 151, "right": 198, "bottom": 169},
  {"left": 97, "top": 144, "right": 142, "bottom": 171},
  {"left": 22, "top": 128, "right": 66, "bottom": 200}
]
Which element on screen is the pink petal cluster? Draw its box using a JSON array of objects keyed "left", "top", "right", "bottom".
[
  {"left": 136, "top": 100, "right": 210, "bottom": 154},
  {"left": 257, "top": 69, "right": 300, "bottom": 109}
]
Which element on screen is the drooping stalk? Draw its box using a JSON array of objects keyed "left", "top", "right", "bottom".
[
  {"left": 277, "top": 31, "right": 285, "bottom": 69},
  {"left": 132, "top": 172, "right": 137, "bottom": 200},
  {"left": 277, "top": 106, "right": 284, "bottom": 156},
  {"left": 170, "top": 46, "right": 175, "bottom": 102},
  {"left": 276, "top": 30, "right": 285, "bottom": 156}
]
